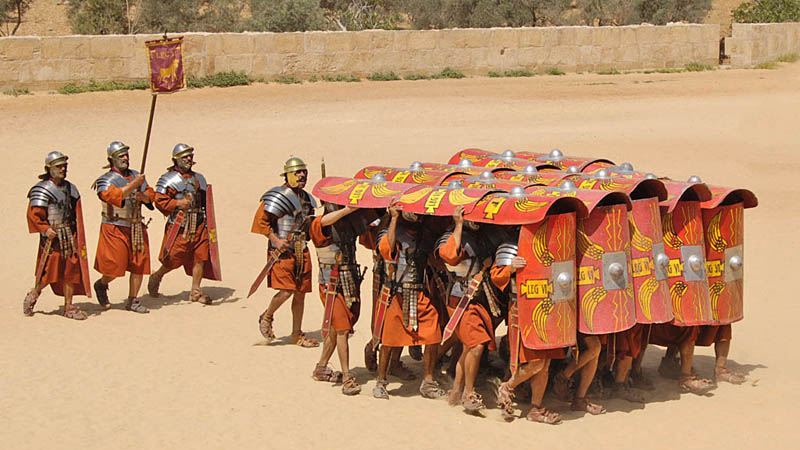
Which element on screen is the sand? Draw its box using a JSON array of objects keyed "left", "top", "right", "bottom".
[{"left": 1, "top": 64, "right": 799, "bottom": 449}]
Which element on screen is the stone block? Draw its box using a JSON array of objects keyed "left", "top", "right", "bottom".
[
  {"left": 304, "top": 32, "right": 327, "bottom": 54},
  {"left": 325, "top": 32, "right": 354, "bottom": 52},
  {"left": 439, "top": 29, "right": 484, "bottom": 49},
  {"left": 204, "top": 34, "right": 223, "bottom": 56},
  {"left": 687, "top": 26, "right": 702, "bottom": 44},
  {"left": 592, "top": 27, "right": 620, "bottom": 47},
  {"left": 409, "top": 31, "right": 437, "bottom": 50},
  {"left": 40, "top": 38, "right": 61, "bottom": 60},
  {"left": 518, "top": 46, "right": 547, "bottom": 67},
  {"left": 183, "top": 33, "right": 207, "bottom": 56},
  {"left": 0, "top": 60, "right": 21, "bottom": 81},
  {"left": 393, "top": 31, "right": 410, "bottom": 51},
  {"left": 557, "top": 27, "right": 577, "bottom": 46},
  {"left": 273, "top": 33, "right": 303, "bottom": 54},
  {"left": 253, "top": 33, "right": 277, "bottom": 53},
  {"left": 59, "top": 36, "right": 90, "bottom": 59},
  {"left": 91, "top": 36, "right": 135, "bottom": 59},
  {"left": 184, "top": 55, "right": 208, "bottom": 78},
  {"left": 221, "top": 33, "right": 254, "bottom": 54},
  {"left": 470, "top": 48, "right": 490, "bottom": 72},
  {"left": 370, "top": 30, "right": 394, "bottom": 50},
  {"left": 490, "top": 28, "right": 519, "bottom": 48},
  {"left": 541, "top": 27, "right": 558, "bottom": 47},
  {"left": 575, "top": 27, "right": 592, "bottom": 46},
  {"left": 214, "top": 54, "right": 253, "bottom": 73},
  {"left": 635, "top": 25, "right": 657, "bottom": 45},
  {"left": 519, "top": 28, "right": 542, "bottom": 47},
  {"left": 0, "top": 37, "right": 40, "bottom": 61}
]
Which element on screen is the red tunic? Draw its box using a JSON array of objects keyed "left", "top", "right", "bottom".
[
  {"left": 378, "top": 231, "right": 441, "bottom": 346},
  {"left": 310, "top": 216, "right": 359, "bottom": 333},
  {"left": 154, "top": 173, "right": 211, "bottom": 277},
  {"left": 251, "top": 200, "right": 312, "bottom": 293},
  {"left": 27, "top": 204, "right": 86, "bottom": 296},
  {"left": 695, "top": 324, "right": 732, "bottom": 347},
  {"left": 490, "top": 263, "right": 565, "bottom": 361},
  {"left": 94, "top": 176, "right": 155, "bottom": 277},
  {"left": 438, "top": 233, "right": 496, "bottom": 351}
]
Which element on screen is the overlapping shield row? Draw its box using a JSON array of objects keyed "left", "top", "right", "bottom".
[{"left": 312, "top": 148, "right": 757, "bottom": 351}]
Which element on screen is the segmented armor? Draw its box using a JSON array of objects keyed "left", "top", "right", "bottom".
[
  {"left": 495, "top": 242, "right": 519, "bottom": 296},
  {"left": 94, "top": 170, "right": 147, "bottom": 227},
  {"left": 156, "top": 170, "right": 207, "bottom": 239},
  {"left": 377, "top": 222, "right": 426, "bottom": 330},
  {"left": 317, "top": 211, "right": 368, "bottom": 307},
  {"left": 27, "top": 179, "right": 80, "bottom": 255}
]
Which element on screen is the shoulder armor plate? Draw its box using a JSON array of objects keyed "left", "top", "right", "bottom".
[
  {"left": 194, "top": 172, "right": 207, "bottom": 190},
  {"left": 155, "top": 171, "right": 184, "bottom": 194},
  {"left": 495, "top": 243, "right": 518, "bottom": 266},
  {"left": 28, "top": 180, "right": 56, "bottom": 207},
  {"left": 435, "top": 232, "right": 453, "bottom": 252},
  {"left": 261, "top": 186, "right": 302, "bottom": 218}
]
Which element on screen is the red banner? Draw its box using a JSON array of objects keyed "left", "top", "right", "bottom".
[{"left": 146, "top": 37, "right": 185, "bottom": 93}]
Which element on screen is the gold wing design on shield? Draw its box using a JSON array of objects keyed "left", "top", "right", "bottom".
[
  {"left": 662, "top": 212, "right": 683, "bottom": 250},
  {"left": 706, "top": 211, "right": 728, "bottom": 253},
  {"left": 371, "top": 183, "right": 401, "bottom": 198},
  {"left": 576, "top": 225, "right": 604, "bottom": 260},
  {"left": 411, "top": 172, "right": 436, "bottom": 184},
  {"left": 532, "top": 224, "right": 555, "bottom": 266},
  {"left": 629, "top": 218, "right": 653, "bottom": 252},
  {"left": 362, "top": 168, "right": 389, "bottom": 179},
  {"left": 581, "top": 286, "right": 607, "bottom": 333},
  {"left": 637, "top": 277, "right": 658, "bottom": 322},
  {"left": 670, "top": 281, "right": 687, "bottom": 323},
  {"left": 514, "top": 198, "right": 548, "bottom": 213},
  {"left": 531, "top": 299, "right": 553, "bottom": 344},
  {"left": 448, "top": 189, "right": 482, "bottom": 206},
  {"left": 709, "top": 280, "right": 725, "bottom": 321},
  {"left": 398, "top": 187, "right": 433, "bottom": 204},
  {"left": 320, "top": 179, "right": 356, "bottom": 195},
  {"left": 599, "top": 179, "right": 630, "bottom": 191}
]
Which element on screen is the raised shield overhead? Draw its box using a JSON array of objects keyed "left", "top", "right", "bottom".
[
  {"left": 515, "top": 149, "right": 614, "bottom": 173},
  {"left": 447, "top": 148, "right": 497, "bottom": 165},
  {"left": 560, "top": 170, "right": 672, "bottom": 324},
  {"left": 205, "top": 184, "right": 222, "bottom": 281},
  {"left": 394, "top": 184, "right": 488, "bottom": 216},
  {"left": 443, "top": 171, "right": 531, "bottom": 191},
  {"left": 74, "top": 199, "right": 92, "bottom": 297},
  {"left": 660, "top": 178, "right": 714, "bottom": 326},
  {"left": 496, "top": 170, "right": 569, "bottom": 187},
  {"left": 313, "top": 176, "right": 410, "bottom": 208},
  {"left": 354, "top": 166, "right": 454, "bottom": 186},
  {"left": 701, "top": 185, "right": 758, "bottom": 325},
  {"left": 464, "top": 186, "right": 587, "bottom": 225}
]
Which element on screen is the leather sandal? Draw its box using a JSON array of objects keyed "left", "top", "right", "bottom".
[
  {"left": 571, "top": 396, "right": 606, "bottom": 415},
  {"left": 342, "top": 375, "right": 361, "bottom": 396},
  {"left": 606, "top": 381, "right": 645, "bottom": 403},
  {"left": 189, "top": 288, "right": 212, "bottom": 305},
  {"left": 63, "top": 305, "right": 88, "bottom": 321},
  {"left": 23, "top": 290, "right": 39, "bottom": 316},
  {"left": 94, "top": 280, "right": 110, "bottom": 309},
  {"left": 147, "top": 273, "right": 162, "bottom": 297},
  {"left": 462, "top": 391, "right": 485, "bottom": 413},
  {"left": 497, "top": 382, "right": 516, "bottom": 418},
  {"left": 291, "top": 331, "right": 320, "bottom": 348},
  {"left": 259, "top": 311, "right": 276, "bottom": 342},
  {"left": 419, "top": 380, "right": 446, "bottom": 399},
  {"left": 373, "top": 379, "right": 389, "bottom": 399},
  {"left": 715, "top": 367, "right": 745, "bottom": 385},
  {"left": 679, "top": 374, "right": 714, "bottom": 394},
  {"left": 527, "top": 405, "right": 562, "bottom": 424},
  {"left": 124, "top": 297, "right": 149, "bottom": 314},
  {"left": 312, "top": 363, "right": 343, "bottom": 382}
]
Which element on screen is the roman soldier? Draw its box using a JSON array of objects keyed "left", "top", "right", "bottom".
[
  {"left": 148, "top": 143, "right": 221, "bottom": 304},
  {"left": 372, "top": 203, "right": 445, "bottom": 400},
  {"left": 251, "top": 157, "right": 319, "bottom": 348},
  {"left": 435, "top": 205, "right": 499, "bottom": 413},
  {"left": 92, "top": 141, "right": 155, "bottom": 313},
  {"left": 309, "top": 204, "right": 375, "bottom": 395},
  {"left": 25, "top": 151, "right": 91, "bottom": 320}
]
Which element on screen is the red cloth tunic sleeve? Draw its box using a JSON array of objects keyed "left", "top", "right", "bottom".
[
  {"left": 358, "top": 228, "right": 377, "bottom": 251},
  {"left": 309, "top": 216, "right": 332, "bottom": 248},
  {"left": 154, "top": 188, "right": 180, "bottom": 216},
  {"left": 142, "top": 186, "right": 155, "bottom": 204},
  {"left": 251, "top": 201, "right": 276, "bottom": 236},
  {"left": 378, "top": 231, "right": 397, "bottom": 262},
  {"left": 490, "top": 264, "right": 513, "bottom": 291},
  {"left": 98, "top": 185, "right": 124, "bottom": 208},
  {"left": 27, "top": 205, "right": 50, "bottom": 234},
  {"left": 438, "top": 233, "right": 464, "bottom": 266}
]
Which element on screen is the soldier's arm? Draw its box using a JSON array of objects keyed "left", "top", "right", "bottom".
[
  {"left": 98, "top": 185, "right": 124, "bottom": 208},
  {"left": 319, "top": 205, "right": 357, "bottom": 227},
  {"left": 309, "top": 216, "right": 332, "bottom": 248},
  {"left": 26, "top": 204, "right": 50, "bottom": 234},
  {"left": 438, "top": 233, "right": 463, "bottom": 265},
  {"left": 153, "top": 189, "right": 182, "bottom": 216},
  {"left": 490, "top": 264, "right": 513, "bottom": 291}
]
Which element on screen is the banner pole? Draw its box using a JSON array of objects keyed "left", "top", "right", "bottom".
[{"left": 140, "top": 93, "right": 158, "bottom": 174}]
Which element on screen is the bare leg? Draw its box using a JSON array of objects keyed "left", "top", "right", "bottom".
[
  {"left": 678, "top": 337, "right": 713, "bottom": 393},
  {"left": 290, "top": 292, "right": 306, "bottom": 334},
  {"left": 266, "top": 290, "right": 292, "bottom": 316},
  {"left": 63, "top": 282, "right": 74, "bottom": 309},
  {"left": 100, "top": 275, "right": 116, "bottom": 285},
  {"left": 450, "top": 347, "right": 466, "bottom": 404},
  {"left": 464, "top": 343, "right": 485, "bottom": 394},
  {"left": 378, "top": 345, "right": 393, "bottom": 381},
  {"left": 336, "top": 331, "right": 351, "bottom": 377},
  {"left": 575, "top": 336, "right": 601, "bottom": 399},
  {"left": 714, "top": 340, "right": 731, "bottom": 369},
  {"left": 678, "top": 338, "right": 695, "bottom": 378},
  {"left": 129, "top": 274, "right": 143, "bottom": 298},
  {"left": 191, "top": 261, "right": 203, "bottom": 292},
  {"left": 422, "top": 344, "right": 439, "bottom": 382},
  {"left": 530, "top": 359, "right": 551, "bottom": 407},
  {"left": 713, "top": 339, "right": 745, "bottom": 384},
  {"left": 317, "top": 329, "right": 337, "bottom": 367},
  {"left": 509, "top": 359, "right": 545, "bottom": 389},
  {"left": 615, "top": 356, "right": 632, "bottom": 383}
]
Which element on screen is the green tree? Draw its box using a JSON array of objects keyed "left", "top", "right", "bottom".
[
  {"left": 68, "top": 0, "right": 130, "bottom": 35},
  {"left": 0, "top": 0, "right": 32, "bottom": 36},
  {"left": 243, "top": 0, "right": 327, "bottom": 32},
  {"left": 733, "top": 0, "right": 800, "bottom": 23}
]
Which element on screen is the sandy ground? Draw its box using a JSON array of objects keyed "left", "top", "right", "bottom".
[{"left": 1, "top": 65, "right": 799, "bottom": 449}]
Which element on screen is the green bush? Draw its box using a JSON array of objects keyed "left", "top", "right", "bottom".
[
  {"left": 733, "top": 0, "right": 800, "bottom": 23},
  {"left": 274, "top": 76, "right": 304, "bottom": 84},
  {"left": 546, "top": 67, "right": 565, "bottom": 75},
  {"left": 322, "top": 0, "right": 401, "bottom": 30},
  {"left": 431, "top": 67, "right": 465, "bottom": 79},
  {"left": 404, "top": 73, "right": 432, "bottom": 80},
  {"left": 685, "top": 62, "right": 713, "bottom": 72},
  {"left": 321, "top": 74, "right": 362, "bottom": 82},
  {"left": 367, "top": 71, "right": 401, "bottom": 81},
  {"left": 243, "top": 0, "right": 327, "bottom": 32},
  {"left": 57, "top": 80, "right": 149, "bottom": 95},
  {"left": 3, "top": 87, "right": 31, "bottom": 96},
  {"left": 68, "top": 0, "right": 129, "bottom": 35}
]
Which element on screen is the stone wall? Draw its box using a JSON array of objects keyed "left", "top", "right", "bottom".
[
  {"left": 727, "top": 22, "right": 800, "bottom": 67},
  {"left": 0, "top": 24, "right": 720, "bottom": 90}
]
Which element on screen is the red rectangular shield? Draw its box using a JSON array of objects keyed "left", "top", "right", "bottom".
[
  {"left": 661, "top": 201, "right": 713, "bottom": 326},
  {"left": 702, "top": 203, "right": 745, "bottom": 325},
  {"left": 74, "top": 199, "right": 92, "bottom": 297},
  {"left": 628, "top": 197, "right": 673, "bottom": 324},
  {"left": 516, "top": 212, "right": 578, "bottom": 349},
  {"left": 145, "top": 37, "right": 185, "bottom": 93},
  {"left": 205, "top": 184, "right": 222, "bottom": 281},
  {"left": 576, "top": 204, "right": 637, "bottom": 334}
]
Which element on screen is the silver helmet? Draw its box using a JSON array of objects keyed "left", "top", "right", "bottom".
[
  {"left": 45, "top": 151, "right": 69, "bottom": 168},
  {"left": 172, "top": 143, "right": 194, "bottom": 171},
  {"left": 107, "top": 141, "right": 130, "bottom": 170},
  {"left": 44, "top": 151, "right": 69, "bottom": 180}
]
